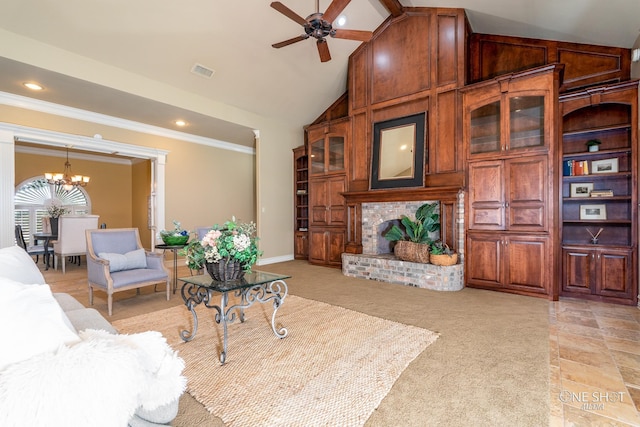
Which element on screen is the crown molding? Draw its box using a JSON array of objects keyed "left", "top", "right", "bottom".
[
  {"left": 14, "top": 144, "right": 133, "bottom": 165},
  {"left": 0, "top": 122, "right": 169, "bottom": 160},
  {"left": 0, "top": 91, "right": 255, "bottom": 155}
]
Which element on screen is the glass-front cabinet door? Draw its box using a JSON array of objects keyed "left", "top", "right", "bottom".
[
  {"left": 469, "top": 100, "right": 501, "bottom": 155},
  {"left": 464, "top": 71, "right": 552, "bottom": 160},
  {"left": 509, "top": 95, "right": 545, "bottom": 150},
  {"left": 327, "top": 136, "right": 345, "bottom": 171},
  {"left": 310, "top": 138, "right": 325, "bottom": 174},
  {"left": 307, "top": 121, "right": 347, "bottom": 175}
]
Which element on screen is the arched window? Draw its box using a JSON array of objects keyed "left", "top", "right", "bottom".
[{"left": 14, "top": 177, "right": 91, "bottom": 244}]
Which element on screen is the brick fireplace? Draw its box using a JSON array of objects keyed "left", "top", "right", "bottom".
[{"left": 342, "top": 190, "right": 465, "bottom": 291}]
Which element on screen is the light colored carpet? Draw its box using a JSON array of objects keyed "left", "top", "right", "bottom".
[{"left": 113, "top": 294, "right": 438, "bottom": 426}]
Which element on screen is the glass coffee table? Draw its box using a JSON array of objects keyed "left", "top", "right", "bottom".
[{"left": 178, "top": 271, "right": 290, "bottom": 364}]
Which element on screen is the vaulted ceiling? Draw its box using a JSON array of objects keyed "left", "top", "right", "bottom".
[{"left": 0, "top": 0, "right": 638, "bottom": 147}]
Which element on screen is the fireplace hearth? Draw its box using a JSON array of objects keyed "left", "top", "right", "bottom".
[{"left": 342, "top": 196, "right": 465, "bottom": 291}]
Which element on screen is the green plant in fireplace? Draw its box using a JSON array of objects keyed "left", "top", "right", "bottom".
[{"left": 383, "top": 202, "right": 440, "bottom": 245}]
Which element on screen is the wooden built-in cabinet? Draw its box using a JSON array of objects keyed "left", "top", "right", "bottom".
[
  {"left": 468, "top": 155, "right": 548, "bottom": 232},
  {"left": 293, "top": 146, "right": 309, "bottom": 260},
  {"left": 559, "top": 80, "right": 638, "bottom": 305},
  {"left": 466, "top": 233, "right": 549, "bottom": 294},
  {"left": 306, "top": 119, "right": 349, "bottom": 267},
  {"left": 462, "top": 64, "right": 563, "bottom": 299},
  {"left": 562, "top": 246, "right": 633, "bottom": 300}
]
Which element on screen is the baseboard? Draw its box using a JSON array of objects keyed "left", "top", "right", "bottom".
[{"left": 257, "top": 254, "right": 294, "bottom": 265}]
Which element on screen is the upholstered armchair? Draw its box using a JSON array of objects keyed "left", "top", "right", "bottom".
[
  {"left": 53, "top": 215, "right": 100, "bottom": 274},
  {"left": 86, "top": 228, "right": 170, "bottom": 316},
  {"left": 195, "top": 226, "right": 211, "bottom": 240}
]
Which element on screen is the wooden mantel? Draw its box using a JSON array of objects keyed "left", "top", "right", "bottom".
[
  {"left": 342, "top": 186, "right": 462, "bottom": 204},
  {"left": 341, "top": 186, "right": 463, "bottom": 254}
]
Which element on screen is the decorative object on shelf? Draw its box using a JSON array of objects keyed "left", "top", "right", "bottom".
[
  {"left": 429, "top": 240, "right": 458, "bottom": 266},
  {"left": 44, "top": 147, "right": 90, "bottom": 191},
  {"left": 590, "top": 189, "right": 613, "bottom": 197},
  {"left": 586, "top": 227, "right": 604, "bottom": 245},
  {"left": 384, "top": 202, "right": 439, "bottom": 264},
  {"left": 580, "top": 204, "right": 607, "bottom": 220},
  {"left": 159, "top": 220, "right": 190, "bottom": 245},
  {"left": 181, "top": 217, "right": 262, "bottom": 280},
  {"left": 591, "top": 158, "right": 619, "bottom": 174},
  {"left": 586, "top": 139, "right": 601, "bottom": 152},
  {"left": 570, "top": 182, "right": 593, "bottom": 198}
]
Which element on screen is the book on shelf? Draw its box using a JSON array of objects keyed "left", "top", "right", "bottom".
[
  {"left": 590, "top": 190, "right": 613, "bottom": 197},
  {"left": 296, "top": 189, "right": 307, "bottom": 195},
  {"left": 563, "top": 159, "right": 590, "bottom": 176}
]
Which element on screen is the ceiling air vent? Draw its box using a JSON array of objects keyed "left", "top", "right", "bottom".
[{"left": 191, "top": 63, "right": 215, "bottom": 79}]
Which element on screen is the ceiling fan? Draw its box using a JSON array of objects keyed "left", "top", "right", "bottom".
[{"left": 270, "top": 0, "right": 373, "bottom": 62}]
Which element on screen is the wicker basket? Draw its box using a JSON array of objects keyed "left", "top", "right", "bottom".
[
  {"left": 393, "top": 241, "right": 430, "bottom": 264},
  {"left": 206, "top": 258, "right": 246, "bottom": 281},
  {"left": 429, "top": 252, "right": 458, "bottom": 266}
]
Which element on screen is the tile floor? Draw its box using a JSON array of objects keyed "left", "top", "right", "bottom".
[{"left": 549, "top": 298, "right": 640, "bottom": 426}]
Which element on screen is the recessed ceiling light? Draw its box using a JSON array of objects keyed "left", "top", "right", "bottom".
[
  {"left": 23, "top": 82, "right": 43, "bottom": 91},
  {"left": 336, "top": 15, "right": 347, "bottom": 27},
  {"left": 175, "top": 120, "right": 187, "bottom": 127}
]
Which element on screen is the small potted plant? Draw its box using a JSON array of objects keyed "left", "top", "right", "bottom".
[
  {"left": 159, "top": 220, "right": 190, "bottom": 246},
  {"left": 383, "top": 202, "right": 440, "bottom": 263},
  {"left": 586, "top": 139, "right": 601, "bottom": 152},
  {"left": 429, "top": 240, "right": 458, "bottom": 266}
]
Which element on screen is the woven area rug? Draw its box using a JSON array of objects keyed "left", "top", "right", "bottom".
[{"left": 113, "top": 295, "right": 438, "bottom": 426}]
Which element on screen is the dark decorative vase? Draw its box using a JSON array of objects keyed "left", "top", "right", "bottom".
[
  {"left": 50, "top": 217, "right": 59, "bottom": 236},
  {"left": 205, "top": 258, "right": 245, "bottom": 281}
]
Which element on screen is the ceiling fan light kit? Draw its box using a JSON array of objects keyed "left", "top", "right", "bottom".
[{"left": 270, "top": 0, "right": 372, "bottom": 62}]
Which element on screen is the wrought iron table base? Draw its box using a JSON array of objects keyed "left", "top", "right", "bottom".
[{"left": 180, "top": 279, "right": 288, "bottom": 364}]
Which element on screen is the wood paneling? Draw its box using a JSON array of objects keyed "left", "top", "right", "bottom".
[
  {"left": 350, "top": 47, "right": 368, "bottom": 112},
  {"left": 471, "top": 39, "right": 548, "bottom": 81},
  {"left": 372, "top": 14, "right": 431, "bottom": 104},
  {"left": 350, "top": 112, "right": 368, "bottom": 188},
  {"left": 433, "top": 90, "right": 457, "bottom": 173},
  {"left": 558, "top": 48, "right": 623, "bottom": 88},
  {"left": 468, "top": 33, "right": 631, "bottom": 92},
  {"left": 436, "top": 14, "right": 460, "bottom": 87}
]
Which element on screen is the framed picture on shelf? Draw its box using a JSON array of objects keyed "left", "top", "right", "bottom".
[
  {"left": 580, "top": 204, "right": 607, "bottom": 220},
  {"left": 591, "top": 158, "right": 619, "bottom": 174},
  {"left": 570, "top": 182, "right": 593, "bottom": 198}
]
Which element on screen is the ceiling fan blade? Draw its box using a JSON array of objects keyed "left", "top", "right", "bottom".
[
  {"left": 317, "top": 39, "right": 331, "bottom": 62},
  {"left": 332, "top": 29, "right": 373, "bottom": 42},
  {"left": 272, "top": 35, "right": 308, "bottom": 49},
  {"left": 323, "top": 0, "right": 351, "bottom": 24},
  {"left": 270, "top": 1, "right": 307, "bottom": 26}
]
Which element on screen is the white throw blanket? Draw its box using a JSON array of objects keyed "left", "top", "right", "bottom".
[{"left": 0, "top": 329, "right": 186, "bottom": 427}]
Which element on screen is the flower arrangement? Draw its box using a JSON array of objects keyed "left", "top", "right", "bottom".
[
  {"left": 159, "top": 220, "right": 190, "bottom": 245},
  {"left": 44, "top": 199, "right": 69, "bottom": 218},
  {"left": 181, "top": 217, "right": 262, "bottom": 272}
]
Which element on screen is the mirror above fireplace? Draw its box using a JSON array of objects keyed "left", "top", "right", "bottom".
[{"left": 371, "top": 112, "right": 426, "bottom": 189}]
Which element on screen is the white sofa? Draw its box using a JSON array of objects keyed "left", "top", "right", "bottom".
[{"left": 0, "top": 246, "right": 185, "bottom": 427}]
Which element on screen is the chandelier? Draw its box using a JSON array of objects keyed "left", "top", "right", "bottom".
[{"left": 44, "top": 147, "right": 90, "bottom": 191}]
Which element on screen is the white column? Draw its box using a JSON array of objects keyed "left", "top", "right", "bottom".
[
  {"left": 0, "top": 130, "right": 15, "bottom": 248},
  {"left": 153, "top": 154, "right": 167, "bottom": 249}
]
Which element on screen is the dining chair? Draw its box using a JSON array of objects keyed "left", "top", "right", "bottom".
[
  {"left": 14, "top": 225, "right": 46, "bottom": 264},
  {"left": 52, "top": 215, "right": 100, "bottom": 274}
]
